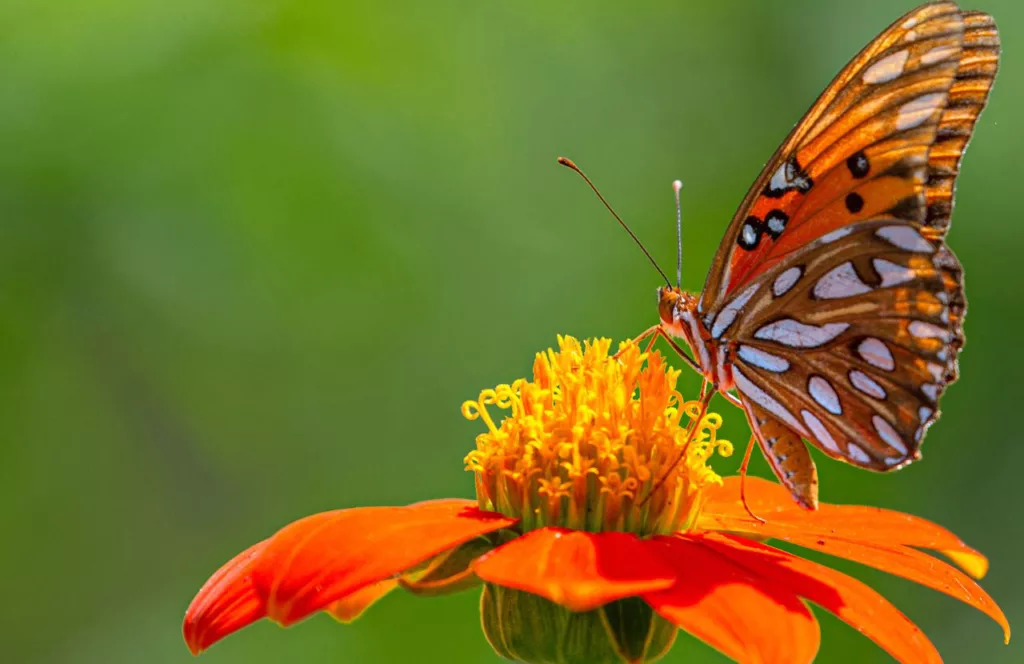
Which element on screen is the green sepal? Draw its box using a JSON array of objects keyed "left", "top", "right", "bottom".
[
  {"left": 480, "top": 584, "right": 677, "bottom": 664},
  {"left": 399, "top": 536, "right": 493, "bottom": 597}
]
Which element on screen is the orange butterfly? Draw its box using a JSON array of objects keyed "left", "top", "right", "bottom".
[{"left": 566, "top": 2, "right": 999, "bottom": 510}]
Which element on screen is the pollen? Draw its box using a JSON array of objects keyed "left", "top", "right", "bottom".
[{"left": 463, "top": 336, "right": 732, "bottom": 536}]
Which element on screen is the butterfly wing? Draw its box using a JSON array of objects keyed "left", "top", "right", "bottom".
[
  {"left": 697, "top": 3, "right": 998, "bottom": 507},
  {"left": 699, "top": 3, "right": 997, "bottom": 310},
  {"left": 729, "top": 219, "right": 961, "bottom": 472}
]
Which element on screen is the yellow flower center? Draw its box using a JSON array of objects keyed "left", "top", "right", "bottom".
[{"left": 463, "top": 336, "right": 732, "bottom": 536}]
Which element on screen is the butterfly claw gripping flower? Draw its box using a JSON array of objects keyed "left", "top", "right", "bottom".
[{"left": 183, "top": 336, "right": 1008, "bottom": 663}]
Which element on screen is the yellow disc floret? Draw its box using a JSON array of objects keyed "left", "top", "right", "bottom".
[{"left": 463, "top": 336, "right": 732, "bottom": 536}]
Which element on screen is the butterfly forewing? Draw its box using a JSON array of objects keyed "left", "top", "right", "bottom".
[
  {"left": 680, "top": 3, "right": 998, "bottom": 508},
  {"left": 923, "top": 10, "right": 999, "bottom": 236},
  {"left": 700, "top": 3, "right": 976, "bottom": 307}
]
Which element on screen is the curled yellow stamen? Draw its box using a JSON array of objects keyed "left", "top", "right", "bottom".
[{"left": 462, "top": 336, "right": 731, "bottom": 536}]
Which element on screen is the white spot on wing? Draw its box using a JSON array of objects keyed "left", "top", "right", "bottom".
[
  {"left": 768, "top": 162, "right": 789, "bottom": 194},
  {"left": 922, "top": 383, "right": 940, "bottom": 401},
  {"left": 873, "top": 258, "right": 916, "bottom": 287},
  {"left": 921, "top": 44, "right": 958, "bottom": 66},
  {"left": 741, "top": 223, "right": 758, "bottom": 247},
  {"left": 808, "top": 376, "right": 842, "bottom": 415},
  {"left": 872, "top": 415, "right": 908, "bottom": 455},
  {"left": 754, "top": 319, "right": 850, "bottom": 348},
  {"left": 896, "top": 92, "right": 945, "bottom": 131},
  {"left": 857, "top": 338, "right": 895, "bottom": 371},
  {"left": 919, "top": 406, "right": 934, "bottom": 423},
  {"left": 802, "top": 410, "right": 840, "bottom": 453},
  {"left": 909, "top": 320, "right": 951, "bottom": 341},
  {"left": 876, "top": 226, "right": 934, "bottom": 253},
  {"left": 813, "top": 262, "right": 872, "bottom": 300},
  {"left": 863, "top": 49, "right": 910, "bottom": 84},
  {"left": 847, "top": 443, "right": 872, "bottom": 464},
  {"left": 773, "top": 267, "right": 802, "bottom": 297},
  {"left": 849, "top": 370, "right": 887, "bottom": 399},
  {"left": 711, "top": 282, "right": 760, "bottom": 339},
  {"left": 766, "top": 159, "right": 810, "bottom": 195},
  {"left": 734, "top": 369, "right": 806, "bottom": 434},
  {"left": 737, "top": 345, "right": 790, "bottom": 373},
  {"left": 902, "top": 16, "right": 918, "bottom": 29},
  {"left": 926, "top": 362, "right": 944, "bottom": 381},
  {"left": 819, "top": 227, "right": 853, "bottom": 244}
]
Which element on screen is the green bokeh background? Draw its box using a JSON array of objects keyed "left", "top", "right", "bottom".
[{"left": 3, "top": 1, "right": 1020, "bottom": 662}]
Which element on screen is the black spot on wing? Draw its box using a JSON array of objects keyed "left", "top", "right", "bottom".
[
  {"left": 845, "top": 192, "right": 864, "bottom": 213},
  {"left": 847, "top": 151, "right": 870, "bottom": 178}
]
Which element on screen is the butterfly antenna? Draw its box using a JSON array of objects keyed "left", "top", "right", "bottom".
[
  {"left": 558, "top": 157, "right": 672, "bottom": 287},
  {"left": 673, "top": 179, "right": 683, "bottom": 289}
]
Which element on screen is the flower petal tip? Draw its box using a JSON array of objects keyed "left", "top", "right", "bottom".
[{"left": 183, "top": 542, "right": 269, "bottom": 655}]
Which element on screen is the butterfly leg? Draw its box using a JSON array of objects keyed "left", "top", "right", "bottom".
[
  {"left": 718, "top": 389, "right": 743, "bottom": 409},
  {"left": 648, "top": 326, "right": 704, "bottom": 374},
  {"left": 639, "top": 387, "right": 716, "bottom": 506},
  {"left": 738, "top": 434, "right": 766, "bottom": 524},
  {"left": 619, "top": 325, "right": 659, "bottom": 358}
]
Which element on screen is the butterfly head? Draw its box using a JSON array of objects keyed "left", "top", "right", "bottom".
[{"left": 657, "top": 286, "right": 700, "bottom": 340}]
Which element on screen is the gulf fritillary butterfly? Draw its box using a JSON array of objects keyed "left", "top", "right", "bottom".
[{"left": 578, "top": 2, "right": 1000, "bottom": 510}]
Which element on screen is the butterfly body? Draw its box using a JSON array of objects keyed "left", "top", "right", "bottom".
[{"left": 654, "top": 2, "right": 998, "bottom": 509}]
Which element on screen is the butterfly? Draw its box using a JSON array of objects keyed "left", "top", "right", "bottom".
[{"left": 624, "top": 2, "right": 998, "bottom": 510}]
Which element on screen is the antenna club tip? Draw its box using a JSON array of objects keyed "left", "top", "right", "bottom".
[
  {"left": 557, "top": 156, "right": 576, "bottom": 168},
  {"left": 673, "top": 179, "right": 683, "bottom": 192}
]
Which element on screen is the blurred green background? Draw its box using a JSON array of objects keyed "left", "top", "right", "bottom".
[{"left": 2, "top": 0, "right": 1019, "bottom": 662}]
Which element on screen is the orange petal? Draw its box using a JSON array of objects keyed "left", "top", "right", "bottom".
[
  {"left": 768, "top": 532, "right": 1010, "bottom": 643},
  {"left": 473, "top": 528, "right": 676, "bottom": 611},
  {"left": 183, "top": 541, "right": 268, "bottom": 656},
  {"left": 701, "top": 476, "right": 989, "bottom": 577},
  {"left": 326, "top": 579, "right": 399, "bottom": 623},
  {"left": 702, "top": 532, "right": 942, "bottom": 664},
  {"left": 183, "top": 499, "right": 515, "bottom": 654},
  {"left": 642, "top": 535, "right": 820, "bottom": 664}
]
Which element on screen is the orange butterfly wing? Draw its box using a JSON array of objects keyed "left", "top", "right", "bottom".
[
  {"left": 693, "top": 3, "right": 998, "bottom": 507},
  {"left": 699, "top": 3, "right": 996, "bottom": 309}
]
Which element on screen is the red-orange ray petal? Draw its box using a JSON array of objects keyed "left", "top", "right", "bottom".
[
  {"left": 472, "top": 528, "right": 676, "bottom": 612},
  {"left": 702, "top": 532, "right": 942, "bottom": 664},
  {"left": 642, "top": 535, "right": 820, "bottom": 664},
  {"left": 701, "top": 476, "right": 989, "bottom": 577},
  {"left": 183, "top": 541, "right": 268, "bottom": 656},
  {"left": 183, "top": 499, "right": 516, "bottom": 654},
  {"left": 775, "top": 533, "right": 1010, "bottom": 643},
  {"left": 326, "top": 579, "right": 399, "bottom": 623}
]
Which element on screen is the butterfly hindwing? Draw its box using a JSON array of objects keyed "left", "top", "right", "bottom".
[{"left": 727, "top": 219, "right": 962, "bottom": 471}]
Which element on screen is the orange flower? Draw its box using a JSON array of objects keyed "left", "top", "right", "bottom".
[{"left": 183, "top": 337, "right": 1009, "bottom": 663}]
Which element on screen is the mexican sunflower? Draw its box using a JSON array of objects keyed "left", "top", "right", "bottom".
[{"left": 183, "top": 336, "right": 1009, "bottom": 663}]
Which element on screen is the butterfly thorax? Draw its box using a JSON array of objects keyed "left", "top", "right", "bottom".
[{"left": 657, "top": 286, "right": 734, "bottom": 390}]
